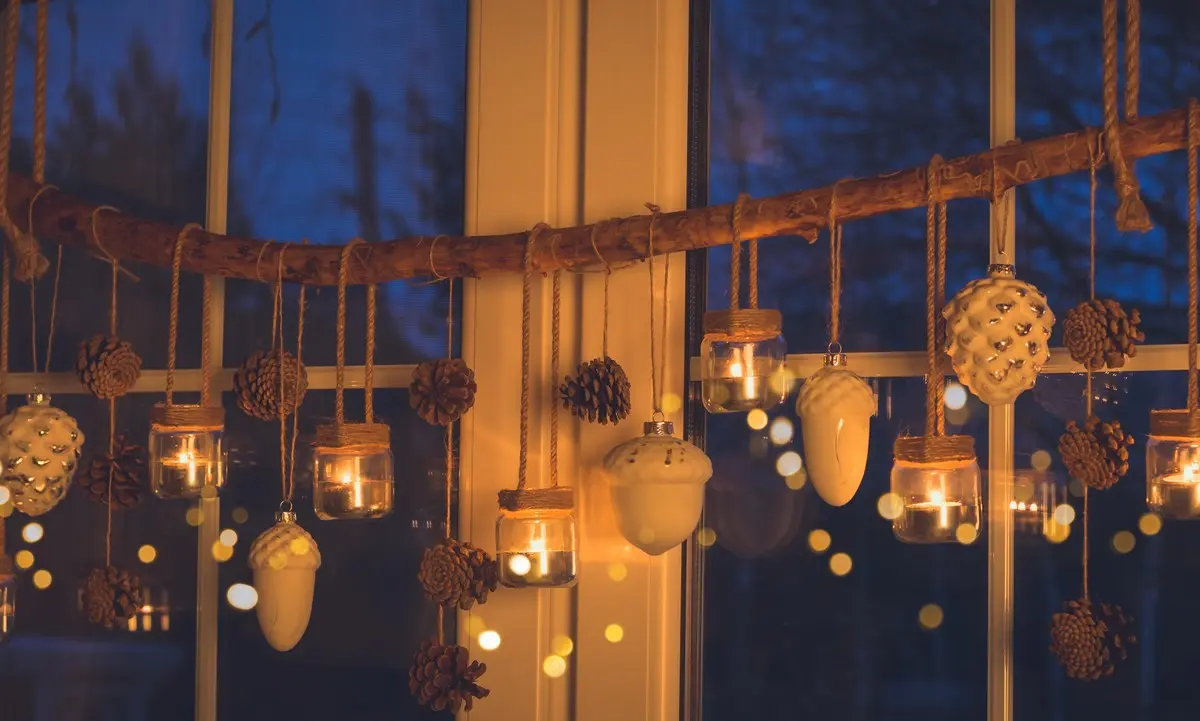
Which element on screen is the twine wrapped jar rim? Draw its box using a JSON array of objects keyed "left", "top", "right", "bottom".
[
  {"left": 314, "top": 422, "right": 391, "bottom": 452},
  {"left": 893, "top": 434, "right": 977, "bottom": 466},
  {"left": 1149, "top": 409, "right": 1200, "bottom": 440},
  {"left": 497, "top": 486, "right": 575, "bottom": 512},
  {"left": 702, "top": 309, "right": 782, "bottom": 343},
  {"left": 149, "top": 402, "right": 225, "bottom": 432}
]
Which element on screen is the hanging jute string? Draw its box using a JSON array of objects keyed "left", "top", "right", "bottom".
[
  {"left": 274, "top": 245, "right": 305, "bottom": 509},
  {"left": 589, "top": 223, "right": 612, "bottom": 356},
  {"left": 827, "top": 184, "right": 844, "bottom": 350},
  {"left": 703, "top": 194, "right": 780, "bottom": 342},
  {"left": 647, "top": 205, "right": 669, "bottom": 417},
  {"left": 434, "top": 278, "right": 457, "bottom": 644},
  {"left": 895, "top": 157, "right": 974, "bottom": 465},
  {"left": 314, "top": 238, "right": 388, "bottom": 449},
  {"left": 498, "top": 224, "right": 571, "bottom": 512},
  {"left": 1125, "top": 0, "right": 1140, "bottom": 122},
  {"left": 0, "top": 0, "right": 20, "bottom": 262},
  {"left": 151, "top": 223, "right": 223, "bottom": 430},
  {"left": 1102, "top": 0, "right": 1151, "bottom": 233},
  {"left": 0, "top": 245, "right": 8, "bottom": 567}
]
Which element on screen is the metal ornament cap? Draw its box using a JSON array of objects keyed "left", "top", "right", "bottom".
[{"left": 796, "top": 358, "right": 875, "bottom": 507}]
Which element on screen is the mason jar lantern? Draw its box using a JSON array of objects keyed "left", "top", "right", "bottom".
[
  {"left": 312, "top": 423, "right": 394, "bottom": 520},
  {"left": 700, "top": 309, "right": 788, "bottom": 413},
  {"left": 149, "top": 404, "right": 226, "bottom": 499},
  {"left": 495, "top": 487, "right": 578, "bottom": 589},
  {"left": 1146, "top": 410, "right": 1200, "bottom": 519},
  {"left": 890, "top": 436, "right": 981, "bottom": 544}
]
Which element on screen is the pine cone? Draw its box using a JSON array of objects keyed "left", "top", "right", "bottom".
[
  {"left": 1064, "top": 299, "right": 1144, "bottom": 371},
  {"left": 409, "top": 639, "right": 490, "bottom": 713},
  {"left": 419, "top": 538, "right": 499, "bottom": 611},
  {"left": 560, "top": 356, "right": 632, "bottom": 426},
  {"left": 410, "top": 358, "right": 477, "bottom": 426},
  {"left": 233, "top": 349, "right": 308, "bottom": 420},
  {"left": 1058, "top": 415, "right": 1134, "bottom": 490},
  {"left": 1050, "top": 597, "right": 1136, "bottom": 681},
  {"left": 75, "top": 335, "right": 142, "bottom": 399},
  {"left": 82, "top": 566, "right": 143, "bottom": 630},
  {"left": 77, "top": 435, "right": 147, "bottom": 509}
]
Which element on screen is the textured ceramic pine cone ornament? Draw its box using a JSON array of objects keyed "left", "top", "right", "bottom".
[
  {"left": 796, "top": 353, "right": 876, "bottom": 506},
  {"left": 248, "top": 511, "right": 321, "bottom": 652},
  {"left": 943, "top": 264, "right": 1055, "bottom": 405},
  {"left": 0, "top": 390, "right": 85, "bottom": 516}
]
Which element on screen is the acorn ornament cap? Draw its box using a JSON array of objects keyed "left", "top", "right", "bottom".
[
  {"left": 796, "top": 353, "right": 875, "bottom": 506},
  {"left": 0, "top": 389, "right": 85, "bottom": 516},
  {"left": 248, "top": 510, "right": 321, "bottom": 652},
  {"left": 943, "top": 264, "right": 1054, "bottom": 405}
]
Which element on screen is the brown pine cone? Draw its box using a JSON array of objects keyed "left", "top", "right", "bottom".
[
  {"left": 76, "top": 335, "right": 142, "bottom": 399},
  {"left": 419, "top": 538, "right": 499, "bottom": 611},
  {"left": 77, "top": 435, "right": 147, "bottom": 509},
  {"left": 410, "top": 358, "right": 477, "bottom": 426},
  {"left": 233, "top": 349, "right": 308, "bottom": 420},
  {"left": 1058, "top": 415, "right": 1134, "bottom": 490},
  {"left": 82, "top": 566, "right": 143, "bottom": 630},
  {"left": 1050, "top": 597, "right": 1136, "bottom": 681},
  {"left": 1063, "top": 299, "right": 1144, "bottom": 371},
  {"left": 560, "top": 356, "right": 632, "bottom": 426},
  {"left": 409, "top": 639, "right": 490, "bottom": 713}
]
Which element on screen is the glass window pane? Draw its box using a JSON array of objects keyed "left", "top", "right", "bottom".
[
  {"left": 708, "top": 0, "right": 990, "bottom": 353},
  {"left": 701, "top": 377, "right": 987, "bottom": 721},
  {"left": 224, "top": 0, "right": 467, "bottom": 368}
]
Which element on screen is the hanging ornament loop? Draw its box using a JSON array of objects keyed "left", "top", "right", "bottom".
[{"left": 827, "top": 182, "right": 844, "bottom": 347}]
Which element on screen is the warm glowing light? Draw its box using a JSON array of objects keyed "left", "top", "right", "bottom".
[
  {"left": 552, "top": 634, "right": 575, "bottom": 656},
  {"left": 138, "top": 544, "right": 158, "bottom": 564},
  {"left": 604, "top": 623, "right": 625, "bottom": 643},
  {"left": 22, "top": 522, "right": 44, "bottom": 544},
  {"left": 14, "top": 550, "right": 33, "bottom": 569},
  {"left": 746, "top": 409, "right": 768, "bottom": 431},
  {"left": 776, "top": 451, "right": 803, "bottom": 477},
  {"left": 1138, "top": 512, "right": 1163, "bottom": 536},
  {"left": 607, "top": 563, "right": 628, "bottom": 582},
  {"left": 918, "top": 604, "right": 945, "bottom": 630},
  {"left": 829, "top": 552, "right": 852, "bottom": 576},
  {"left": 289, "top": 538, "right": 311, "bottom": 555},
  {"left": 807, "top": 529, "right": 831, "bottom": 553},
  {"left": 508, "top": 554, "right": 532, "bottom": 576},
  {"left": 877, "top": 493, "right": 904, "bottom": 520},
  {"left": 769, "top": 417, "right": 794, "bottom": 445},
  {"left": 0, "top": 486, "right": 9, "bottom": 504},
  {"left": 1031, "top": 449, "right": 1052, "bottom": 471},
  {"left": 1044, "top": 522, "right": 1070, "bottom": 544},
  {"left": 467, "top": 615, "right": 487, "bottom": 637},
  {"left": 1053, "top": 504, "right": 1076, "bottom": 526},
  {"left": 946, "top": 405, "right": 970, "bottom": 426},
  {"left": 1013, "top": 478, "right": 1034, "bottom": 503},
  {"left": 219, "top": 529, "right": 238, "bottom": 547},
  {"left": 231, "top": 506, "right": 249, "bottom": 525},
  {"left": 185, "top": 507, "right": 204, "bottom": 527},
  {"left": 784, "top": 470, "right": 808, "bottom": 490},
  {"left": 212, "top": 541, "right": 234, "bottom": 562},
  {"left": 769, "top": 367, "right": 796, "bottom": 397},
  {"left": 268, "top": 552, "right": 287, "bottom": 571},
  {"left": 955, "top": 523, "right": 978, "bottom": 545},
  {"left": 944, "top": 382, "right": 967, "bottom": 410},
  {"left": 226, "top": 584, "right": 259, "bottom": 610},
  {"left": 542, "top": 655, "right": 567, "bottom": 678},
  {"left": 661, "top": 392, "right": 683, "bottom": 414},
  {"left": 1112, "top": 530, "right": 1136, "bottom": 554},
  {"left": 478, "top": 630, "right": 501, "bottom": 651},
  {"left": 696, "top": 527, "right": 717, "bottom": 547},
  {"left": 32, "top": 569, "right": 52, "bottom": 590}
]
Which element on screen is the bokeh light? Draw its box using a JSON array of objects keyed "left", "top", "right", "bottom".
[
  {"left": 1044, "top": 522, "right": 1070, "bottom": 544},
  {"left": 1053, "top": 504, "right": 1076, "bottom": 525},
  {"left": 552, "top": 634, "right": 575, "bottom": 656},
  {"left": 784, "top": 470, "right": 808, "bottom": 490},
  {"left": 769, "top": 417, "right": 794, "bottom": 445},
  {"left": 946, "top": 405, "right": 970, "bottom": 426},
  {"left": 1138, "top": 513, "right": 1162, "bottom": 536},
  {"left": 21, "top": 522, "right": 44, "bottom": 544},
  {"left": 1030, "top": 449, "right": 1052, "bottom": 471},
  {"left": 290, "top": 538, "right": 311, "bottom": 556},
  {"left": 478, "top": 630, "right": 501, "bottom": 651},
  {"left": 212, "top": 541, "right": 234, "bottom": 563},
  {"left": 467, "top": 615, "right": 487, "bottom": 637},
  {"left": 226, "top": 584, "right": 258, "bottom": 610},
  {"left": 944, "top": 382, "right": 967, "bottom": 410},
  {"left": 508, "top": 554, "right": 532, "bottom": 576},
  {"left": 955, "top": 523, "right": 978, "bottom": 545},
  {"left": 829, "top": 552, "right": 852, "bottom": 576},
  {"left": 1068, "top": 479, "right": 1085, "bottom": 497},
  {"left": 696, "top": 527, "right": 717, "bottom": 547},
  {"left": 1111, "top": 530, "right": 1136, "bottom": 554},
  {"left": 231, "top": 506, "right": 249, "bottom": 525},
  {"left": 0, "top": 486, "right": 9, "bottom": 504},
  {"left": 775, "top": 451, "right": 803, "bottom": 477},
  {"left": 746, "top": 409, "right": 768, "bottom": 431},
  {"left": 14, "top": 550, "right": 33, "bottom": 570},
  {"left": 604, "top": 623, "right": 624, "bottom": 643},
  {"left": 1012, "top": 477, "right": 1035, "bottom": 503},
  {"left": 807, "top": 529, "right": 831, "bottom": 553},
  {"left": 220, "top": 529, "right": 238, "bottom": 547},
  {"left": 918, "top": 603, "right": 944, "bottom": 630},
  {"left": 32, "top": 569, "right": 52, "bottom": 590},
  {"left": 661, "top": 392, "right": 682, "bottom": 414},
  {"left": 607, "top": 562, "right": 628, "bottom": 582},
  {"left": 138, "top": 544, "right": 158, "bottom": 564},
  {"left": 877, "top": 493, "right": 904, "bottom": 520},
  {"left": 185, "top": 507, "right": 204, "bottom": 527},
  {"left": 542, "top": 655, "right": 567, "bottom": 678}
]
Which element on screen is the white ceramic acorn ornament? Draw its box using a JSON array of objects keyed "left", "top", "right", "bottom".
[
  {"left": 248, "top": 507, "right": 321, "bottom": 652},
  {"left": 603, "top": 418, "right": 714, "bottom": 555},
  {"left": 0, "top": 388, "right": 84, "bottom": 516},
  {"left": 943, "top": 263, "right": 1054, "bottom": 405},
  {"left": 797, "top": 352, "right": 875, "bottom": 506}
]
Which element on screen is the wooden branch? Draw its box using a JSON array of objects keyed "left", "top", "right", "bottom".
[{"left": 4, "top": 107, "right": 1191, "bottom": 286}]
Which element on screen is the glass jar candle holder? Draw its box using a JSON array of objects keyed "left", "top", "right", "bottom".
[
  {"left": 1146, "top": 410, "right": 1200, "bottom": 519},
  {"left": 496, "top": 488, "right": 578, "bottom": 588},
  {"left": 891, "top": 436, "right": 981, "bottom": 544},
  {"left": 313, "top": 423, "right": 394, "bottom": 520},
  {"left": 149, "top": 404, "right": 226, "bottom": 499},
  {"left": 700, "top": 310, "right": 788, "bottom": 413}
]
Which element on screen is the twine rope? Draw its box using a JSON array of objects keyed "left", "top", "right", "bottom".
[
  {"left": 200, "top": 274, "right": 214, "bottom": 405},
  {"left": 647, "top": 204, "right": 668, "bottom": 416},
  {"left": 288, "top": 242, "right": 307, "bottom": 504},
  {"left": 334, "top": 239, "right": 365, "bottom": 424},
  {"left": 935, "top": 192, "right": 947, "bottom": 435},
  {"left": 1082, "top": 485, "right": 1090, "bottom": 597},
  {"left": 516, "top": 227, "right": 544, "bottom": 492},
  {"left": 1102, "top": 0, "right": 1151, "bottom": 232},
  {"left": 729, "top": 197, "right": 743, "bottom": 311},
  {"left": 590, "top": 222, "right": 612, "bottom": 357},
  {"left": 1187, "top": 100, "right": 1198, "bottom": 412},
  {"left": 0, "top": 247, "right": 7, "bottom": 413},
  {"left": 1125, "top": 0, "right": 1140, "bottom": 122},
  {"left": 33, "top": 0, "right": 46, "bottom": 184},
  {"left": 437, "top": 277, "right": 454, "bottom": 645},
  {"left": 925, "top": 157, "right": 944, "bottom": 436},
  {"left": 827, "top": 184, "right": 843, "bottom": 347},
  {"left": 274, "top": 245, "right": 288, "bottom": 504},
  {"left": 0, "top": 0, "right": 20, "bottom": 248},
  {"left": 166, "top": 224, "right": 202, "bottom": 406},
  {"left": 742, "top": 195, "right": 759, "bottom": 310},
  {"left": 428, "top": 235, "right": 447, "bottom": 282},
  {"left": 106, "top": 396, "right": 114, "bottom": 567},
  {"left": 365, "top": 278, "right": 376, "bottom": 424},
  {"left": 33, "top": 244, "right": 63, "bottom": 374},
  {"left": 550, "top": 269, "right": 561, "bottom": 487}
]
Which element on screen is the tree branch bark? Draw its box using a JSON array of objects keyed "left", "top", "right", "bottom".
[{"left": 3, "top": 107, "right": 1190, "bottom": 286}]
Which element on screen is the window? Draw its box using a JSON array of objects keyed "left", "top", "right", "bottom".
[
  {"left": 693, "top": 1, "right": 1200, "bottom": 720},
  {"left": 0, "top": 1, "right": 467, "bottom": 720}
]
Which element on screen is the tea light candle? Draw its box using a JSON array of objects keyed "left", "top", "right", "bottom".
[
  {"left": 1148, "top": 470, "right": 1200, "bottom": 519},
  {"left": 896, "top": 491, "right": 964, "bottom": 543}
]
